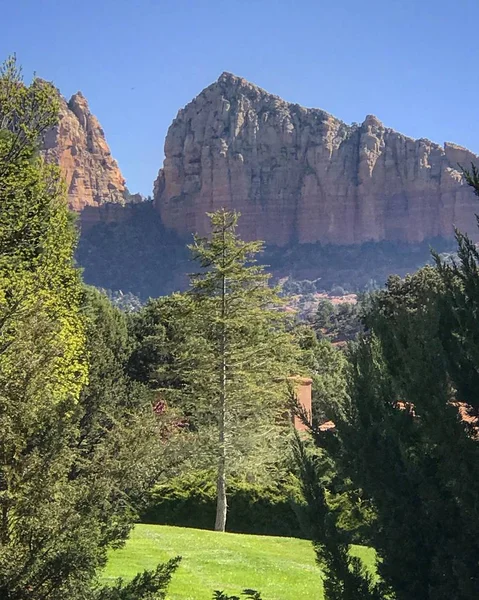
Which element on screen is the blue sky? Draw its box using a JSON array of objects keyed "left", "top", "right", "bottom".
[{"left": 2, "top": 0, "right": 479, "bottom": 195}]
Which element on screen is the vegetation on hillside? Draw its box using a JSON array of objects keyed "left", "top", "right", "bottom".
[{"left": 78, "top": 208, "right": 456, "bottom": 300}]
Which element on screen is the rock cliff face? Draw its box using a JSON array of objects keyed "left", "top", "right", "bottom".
[
  {"left": 154, "top": 72, "right": 479, "bottom": 245},
  {"left": 42, "top": 90, "right": 126, "bottom": 218}
]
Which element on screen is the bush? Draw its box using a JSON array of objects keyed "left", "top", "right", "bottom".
[{"left": 141, "top": 472, "right": 307, "bottom": 538}]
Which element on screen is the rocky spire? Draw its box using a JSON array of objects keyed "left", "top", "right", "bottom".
[{"left": 42, "top": 89, "right": 127, "bottom": 213}]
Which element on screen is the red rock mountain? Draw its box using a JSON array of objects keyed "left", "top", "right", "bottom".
[
  {"left": 42, "top": 90, "right": 127, "bottom": 217},
  {"left": 154, "top": 72, "right": 479, "bottom": 245}
]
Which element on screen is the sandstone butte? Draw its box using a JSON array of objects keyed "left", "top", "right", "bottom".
[
  {"left": 43, "top": 73, "right": 479, "bottom": 247},
  {"left": 41, "top": 88, "right": 131, "bottom": 227},
  {"left": 154, "top": 72, "right": 479, "bottom": 245}
]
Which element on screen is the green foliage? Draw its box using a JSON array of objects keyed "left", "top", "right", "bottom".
[
  {"left": 95, "top": 557, "right": 180, "bottom": 600},
  {"left": 0, "top": 55, "right": 60, "bottom": 170},
  {"left": 294, "top": 436, "right": 381, "bottom": 600},
  {"left": 101, "top": 288, "right": 144, "bottom": 313},
  {"left": 141, "top": 471, "right": 305, "bottom": 538},
  {"left": 186, "top": 209, "right": 302, "bottom": 529},
  {"left": 0, "top": 57, "right": 89, "bottom": 599},
  {"left": 213, "top": 591, "right": 262, "bottom": 600},
  {"left": 305, "top": 255, "right": 479, "bottom": 598},
  {"left": 280, "top": 277, "right": 319, "bottom": 296},
  {"left": 297, "top": 327, "right": 348, "bottom": 423},
  {"left": 434, "top": 230, "right": 479, "bottom": 411},
  {"left": 129, "top": 210, "right": 301, "bottom": 530},
  {"left": 0, "top": 57, "right": 176, "bottom": 599},
  {"left": 76, "top": 287, "right": 170, "bottom": 546},
  {"left": 127, "top": 292, "right": 195, "bottom": 390},
  {"left": 314, "top": 299, "right": 363, "bottom": 343},
  {"left": 295, "top": 165, "right": 479, "bottom": 599}
]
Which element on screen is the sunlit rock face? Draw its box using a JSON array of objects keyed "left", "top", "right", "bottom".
[
  {"left": 154, "top": 72, "right": 479, "bottom": 245},
  {"left": 42, "top": 90, "right": 126, "bottom": 222}
]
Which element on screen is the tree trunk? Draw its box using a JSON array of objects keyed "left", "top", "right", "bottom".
[
  {"left": 215, "top": 218, "right": 228, "bottom": 532},
  {"left": 215, "top": 346, "right": 227, "bottom": 531},
  {"left": 214, "top": 413, "right": 227, "bottom": 531}
]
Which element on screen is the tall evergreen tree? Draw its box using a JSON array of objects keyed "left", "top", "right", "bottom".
[
  {"left": 188, "top": 210, "right": 300, "bottom": 531},
  {"left": 303, "top": 257, "right": 479, "bottom": 598},
  {"left": 151, "top": 210, "right": 300, "bottom": 531}
]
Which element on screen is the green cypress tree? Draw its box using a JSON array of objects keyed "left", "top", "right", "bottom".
[
  {"left": 299, "top": 164, "right": 479, "bottom": 597},
  {"left": 306, "top": 264, "right": 479, "bottom": 599},
  {"left": 0, "top": 56, "right": 89, "bottom": 598},
  {"left": 293, "top": 434, "right": 381, "bottom": 600}
]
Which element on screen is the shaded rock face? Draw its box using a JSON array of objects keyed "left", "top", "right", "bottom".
[
  {"left": 154, "top": 72, "right": 479, "bottom": 245},
  {"left": 42, "top": 91, "right": 126, "bottom": 219}
]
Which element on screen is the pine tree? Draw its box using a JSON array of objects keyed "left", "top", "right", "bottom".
[{"left": 164, "top": 210, "right": 300, "bottom": 531}]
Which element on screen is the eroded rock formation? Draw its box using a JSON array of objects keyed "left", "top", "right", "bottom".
[
  {"left": 42, "top": 90, "right": 126, "bottom": 218},
  {"left": 154, "top": 72, "right": 479, "bottom": 245}
]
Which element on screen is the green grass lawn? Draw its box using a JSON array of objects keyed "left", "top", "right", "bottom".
[{"left": 103, "top": 524, "right": 375, "bottom": 600}]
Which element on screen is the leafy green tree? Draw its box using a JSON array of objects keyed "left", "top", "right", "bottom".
[
  {"left": 0, "top": 57, "right": 178, "bottom": 599},
  {"left": 296, "top": 325, "right": 348, "bottom": 424},
  {"left": 315, "top": 299, "right": 335, "bottom": 333},
  {"left": 314, "top": 300, "right": 363, "bottom": 343},
  {"left": 127, "top": 292, "right": 210, "bottom": 482},
  {"left": 0, "top": 57, "right": 89, "bottom": 599},
  {"left": 0, "top": 55, "right": 60, "bottom": 173},
  {"left": 76, "top": 287, "right": 174, "bottom": 546},
  {"left": 304, "top": 263, "right": 479, "bottom": 598},
  {"left": 139, "top": 211, "right": 300, "bottom": 531},
  {"left": 186, "top": 210, "right": 301, "bottom": 531}
]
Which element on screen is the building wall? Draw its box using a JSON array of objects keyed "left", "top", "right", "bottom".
[{"left": 292, "top": 377, "right": 312, "bottom": 431}]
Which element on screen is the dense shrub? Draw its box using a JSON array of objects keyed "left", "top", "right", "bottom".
[{"left": 141, "top": 473, "right": 307, "bottom": 538}]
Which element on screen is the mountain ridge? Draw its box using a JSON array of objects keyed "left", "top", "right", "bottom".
[
  {"left": 36, "top": 74, "right": 479, "bottom": 297},
  {"left": 154, "top": 73, "right": 479, "bottom": 245},
  {"left": 40, "top": 73, "right": 479, "bottom": 247}
]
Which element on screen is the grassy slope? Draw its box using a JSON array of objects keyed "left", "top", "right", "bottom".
[{"left": 103, "top": 524, "right": 375, "bottom": 600}]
